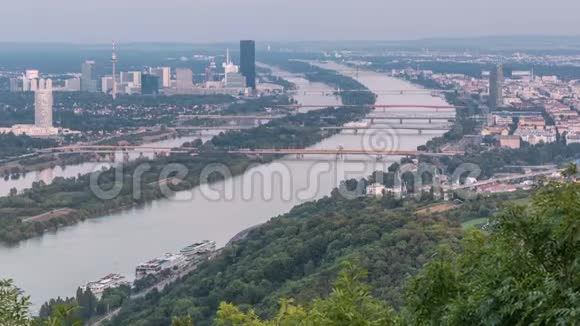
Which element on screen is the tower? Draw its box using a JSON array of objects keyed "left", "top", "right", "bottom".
[
  {"left": 240, "top": 40, "right": 256, "bottom": 89},
  {"left": 34, "top": 79, "right": 53, "bottom": 128},
  {"left": 111, "top": 41, "right": 117, "bottom": 100},
  {"left": 81, "top": 60, "right": 97, "bottom": 92},
  {"left": 489, "top": 64, "right": 503, "bottom": 109}
]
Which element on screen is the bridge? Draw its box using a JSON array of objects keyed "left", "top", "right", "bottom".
[
  {"left": 442, "top": 169, "right": 561, "bottom": 191},
  {"left": 229, "top": 148, "right": 463, "bottom": 158},
  {"left": 177, "top": 114, "right": 283, "bottom": 121},
  {"left": 39, "top": 145, "right": 192, "bottom": 154},
  {"left": 173, "top": 126, "right": 254, "bottom": 131},
  {"left": 321, "top": 124, "right": 452, "bottom": 134},
  {"left": 42, "top": 145, "right": 462, "bottom": 159},
  {"left": 276, "top": 104, "right": 463, "bottom": 111},
  {"left": 366, "top": 114, "right": 455, "bottom": 124},
  {"left": 292, "top": 89, "right": 456, "bottom": 96}
]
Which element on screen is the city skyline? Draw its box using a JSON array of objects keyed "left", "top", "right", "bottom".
[{"left": 1, "top": 0, "right": 579, "bottom": 43}]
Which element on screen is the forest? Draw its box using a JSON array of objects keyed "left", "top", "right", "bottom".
[
  {"left": 2, "top": 178, "right": 577, "bottom": 325},
  {"left": 101, "top": 174, "right": 579, "bottom": 326},
  {"left": 0, "top": 133, "right": 57, "bottom": 161}
]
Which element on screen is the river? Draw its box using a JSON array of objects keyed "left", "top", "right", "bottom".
[
  {"left": 0, "top": 133, "right": 221, "bottom": 197},
  {"left": 0, "top": 64, "right": 451, "bottom": 311}
]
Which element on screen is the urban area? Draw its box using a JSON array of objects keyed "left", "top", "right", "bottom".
[{"left": 0, "top": 4, "right": 579, "bottom": 325}]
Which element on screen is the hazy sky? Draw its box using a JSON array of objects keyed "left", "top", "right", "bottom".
[{"left": 2, "top": 0, "right": 579, "bottom": 43}]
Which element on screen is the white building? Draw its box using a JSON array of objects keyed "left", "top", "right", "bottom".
[
  {"left": 223, "top": 49, "right": 246, "bottom": 88},
  {"left": 25, "top": 69, "right": 39, "bottom": 80},
  {"left": 101, "top": 76, "right": 114, "bottom": 94},
  {"left": 65, "top": 78, "right": 81, "bottom": 91},
  {"left": 0, "top": 78, "right": 79, "bottom": 137},
  {"left": 120, "top": 71, "right": 141, "bottom": 87},
  {"left": 35, "top": 79, "right": 53, "bottom": 128},
  {"left": 367, "top": 183, "right": 386, "bottom": 197},
  {"left": 566, "top": 133, "right": 580, "bottom": 145},
  {"left": 514, "top": 127, "right": 558, "bottom": 145}
]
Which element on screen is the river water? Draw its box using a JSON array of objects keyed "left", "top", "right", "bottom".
[
  {"left": 0, "top": 133, "right": 220, "bottom": 197},
  {"left": 0, "top": 64, "right": 451, "bottom": 311}
]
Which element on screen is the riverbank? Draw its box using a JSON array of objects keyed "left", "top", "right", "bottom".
[
  {"left": 1, "top": 63, "right": 451, "bottom": 312},
  {"left": 0, "top": 129, "right": 179, "bottom": 180},
  {"left": 0, "top": 106, "right": 371, "bottom": 244}
]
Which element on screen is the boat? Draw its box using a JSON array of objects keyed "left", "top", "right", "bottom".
[
  {"left": 82, "top": 274, "right": 129, "bottom": 298},
  {"left": 135, "top": 253, "right": 187, "bottom": 279},
  {"left": 179, "top": 240, "right": 217, "bottom": 259}
]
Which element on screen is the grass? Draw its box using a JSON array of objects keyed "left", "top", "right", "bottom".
[{"left": 461, "top": 217, "right": 489, "bottom": 230}]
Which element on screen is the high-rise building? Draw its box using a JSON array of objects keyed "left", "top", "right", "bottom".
[
  {"left": 175, "top": 68, "right": 194, "bottom": 90},
  {"left": 21, "top": 69, "right": 40, "bottom": 92},
  {"left": 223, "top": 49, "right": 246, "bottom": 88},
  {"left": 149, "top": 67, "right": 171, "bottom": 88},
  {"left": 34, "top": 79, "right": 53, "bottom": 128},
  {"left": 25, "top": 69, "right": 39, "bottom": 80},
  {"left": 9, "top": 78, "right": 19, "bottom": 92},
  {"left": 101, "top": 76, "right": 114, "bottom": 94},
  {"left": 81, "top": 60, "right": 98, "bottom": 92},
  {"left": 65, "top": 78, "right": 81, "bottom": 91},
  {"left": 29, "top": 78, "right": 38, "bottom": 91},
  {"left": 489, "top": 64, "right": 503, "bottom": 108},
  {"left": 121, "top": 71, "right": 142, "bottom": 87},
  {"left": 141, "top": 74, "right": 160, "bottom": 95},
  {"left": 240, "top": 40, "right": 256, "bottom": 89}
]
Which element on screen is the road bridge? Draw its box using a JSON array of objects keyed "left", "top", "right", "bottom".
[
  {"left": 442, "top": 169, "right": 561, "bottom": 191},
  {"left": 43, "top": 145, "right": 462, "bottom": 159},
  {"left": 276, "top": 104, "right": 463, "bottom": 111},
  {"left": 173, "top": 126, "right": 254, "bottom": 131},
  {"left": 230, "top": 148, "right": 463, "bottom": 158},
  {"left": 291, "top": 89, "right": 456, "bottom": 96},
  {"left": 177, "top": 114, "right": 283, "bottom": 121},
  {"left": 366, "top": 115, "right": 455, "bottom": 124},
  {"left": 321, "top": 125, "right": 452, "bottom": 134}
]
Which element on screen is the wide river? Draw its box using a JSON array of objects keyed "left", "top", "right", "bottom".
[
  {"left": 0, "top": 64, "right": 452, "bottom": 311},
  {"left": 0, "top": 133, "right": 222, "bottom": 197}
]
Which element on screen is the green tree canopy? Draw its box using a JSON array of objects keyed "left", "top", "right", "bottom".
[
  {"left": 215, "top": 262, "right": 399, "bottom": 326},
  {"left": 405, "top": 181, "right": 580, "bottom": 325}
]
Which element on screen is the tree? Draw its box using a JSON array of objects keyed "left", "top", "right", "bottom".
[
  {"left": 405, "top": 182, "right": 580, "bottom": 325},
  {"left": 215, "top": 262, "right": 400, "bottom": 326},
  {"left": 36, "top": 304, "right": 82, "bottom": 326},
  {"left": 562, "top": 162, "right": 578, "bottom": 179},
  {"left": 0, "top": 280, "right": 82, "bottom": 326},
  {"left": 172, "top": 315, "right": 194, "bottom": 326},
  {"left": 0, "top": 279, "right": 30, "bottom": 326}
]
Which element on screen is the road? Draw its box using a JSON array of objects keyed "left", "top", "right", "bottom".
[{"left": 90, "top": 259, "right": 207, "bottom": 325}]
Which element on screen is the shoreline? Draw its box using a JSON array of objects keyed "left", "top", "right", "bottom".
[{"left": 1, "top": 64, "right": 454, "bottom": 314}]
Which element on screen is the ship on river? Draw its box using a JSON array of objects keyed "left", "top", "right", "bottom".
[
  {"left": 135, "top": 253, "right": 187, "bottom": 279},
  {"left": 180, "top": 240, "right": 217, "bottom": 260},
  {"left": 82, "top": 274, "right": 129, "bottom": 298}
]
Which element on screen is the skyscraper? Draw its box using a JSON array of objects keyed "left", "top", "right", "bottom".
[
  {"left": 141, "top": 74, "right": 160, "bottom": 95},
  {"left": 81, "top": 60, "right": 98, "bottom": 92},
  {"left": 489, "top": 64, "right": 503, "bottom": 108},
  {"left": 101, "top": 76, "right": 114, "bottom": 94},
  {"left": 240, "top": 40, "right": 256, "bottom": 89},
  {"left": 35, "top": 79, "right": 53, "bottom": 128},
  {"left": 9, "top": 78, "right": 19, "bottom": 92},
  {"left": 175, "top": 68, "right": 194, "bottom": 90},
  {"left": 149, "top": 67, "right": 171, "bottom": 88}
]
